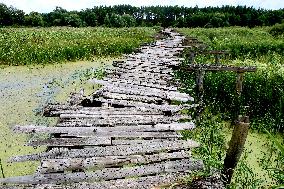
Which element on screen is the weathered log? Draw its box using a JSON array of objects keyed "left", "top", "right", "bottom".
[
  {"left": 98, "top": 85, "right": 193, "bottom": 102},
  {"left": 107, "top": 67, "right": 173, "bottom": 75},
  {"left": 44, "top": 105, "right": 163, "bottom": 117},
  {"left": 57, "top": 114, "right": 191, "bottom": 127},
  {"left": 2, "top": 174, "right": 185, "bottom": 189},
  {"left": 94, "top": 90, "right": 167, "bottom": 103},
  {"left": 37, "top": 151, "right": 190, "bottom": 173},
  {"left": 15, "top": 122, "right": 195, "bottom": 138},
  {"left": 89, "top": 78, "right": 178, "bottom": 91},
  {"left": 0, "top": 159, "right": 203, "bottom": 184},
  {"left": 105, "top": 75, "right": 172, "bottom": 86},
  {"left": 27, "top": 137, "right": 112, "bottom": 147},
  {"left": 61, "top": 131, "right": 180, "bottom": 138},
  {"left": 10, "top": 140, "right": 199, "bottom": 162},
  {"left": 0, "top": 174, "right": 185, "bottom": 188},
  {"left": 92, "top": 78, "right": 177, "bottom": 90},
  {"left": 96, "top": 98, "right": 197, "bottom": 112}
]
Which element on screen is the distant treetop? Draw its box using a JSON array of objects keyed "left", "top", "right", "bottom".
[{"left": 0, "top": 3, "right": 284, "bottom": 27}]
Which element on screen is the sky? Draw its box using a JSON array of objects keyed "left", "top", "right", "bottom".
[{"left": 0, "top": 0, "right": 283, "bottom": 13}]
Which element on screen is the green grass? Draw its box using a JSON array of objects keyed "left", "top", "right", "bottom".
[
  {"left": 179, "top": 27, "right": 284, "bottom": 58},
  {"left": 0, "top": 27, "right": 157, "bottom": 65}
]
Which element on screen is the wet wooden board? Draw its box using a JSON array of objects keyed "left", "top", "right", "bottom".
[
  {"left": 15, "top": 122, "right": 194, "bottom": 136},
  {"left": 57, "top": 115, "right": 191, "bottom": 127},
  {"left": 10, "top": 140, "right": 199, "bottom": 162},
  {"left": 0, "top": 173, "right": 184, "bottom": 189},
  {"left": 94, "top": 90, "right": 167, "bottom": 103},
  {"left": 99, "top": 86, "right": 193, "bottom": 102},
  {"left": 96, "top": 98, "right": 197, "bottom": 112},
  {"left": 92, "top": 78, "right": 178, "bottom": 90},
  {"left": 90, "top": 78, "right": 178, "bottom": 91},
  {"left": 43, "top": 104, "right": 165, "bottom": 117},
  {"left": 27, "top": 137, "right": 113, "bottom": 147},
  {"left": 37, "top": 151, "right": 190, "bottom": 173}
]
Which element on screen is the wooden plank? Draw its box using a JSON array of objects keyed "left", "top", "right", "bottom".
[
  {"left": 14, "top": 125, "right": 182, "bottom": 138},
  {"left": 92, "top": 78, "right": 177, "bottom": 90},
  {"left": 0, "top": 159, "right": 203, "bottom": 184},
  {"left": 53, "top": 109, "right": 161, "bottom": 116},
  {"left": 107, "top": 67, "right": 173, "bottom": 75},
  {"left": 10, "top": 140, "right": 199, "bottom": 162},
  {"left": 63, "top": 173, "right": 183, "bottom": 189},
  {"left": 117, "top": 69, "right": 173, "bottom": 76},
  {"left": 27, "top": 137, "right": 112, "bottom": 147},
  {"left": 89, "top": 78, "right": 178, "bottom": 91},
  {"left": 0, "top": 173, "right": 184, "bottom": 188},
  {"left": 96, "top": 98, "right": 197, "bottom": 112},
  {"left": 106, "top": 76, "right": 172, "bottom": 86},
  {"left": 59, "top": 113, "right": 166, "bottom": 119},
  {"left": 111, "top": 72, "right": 174, "bottom": 80},
  {"left": 44, "top": 105, "right": 162, "bottom": 117},
  {"left": 37, "top": 151, "right": 190, "bottom": 173},
  {"left": 57, "top": 115, "right": 191, "bottom": 127},
  {"left": 60, "top": 131, "right": 180, "bottom": 138},
  {"left": 111, "top": 138, "right": 179, "bottom": 145},
  {"left": 94, "top": 90, "right": 166, "bottom": 103},
  {"left": 16, "top": 122, "right": 194, "bottom": 139},
  {"left": 99, "top": 85, "right": 193, "bottom": 102}
]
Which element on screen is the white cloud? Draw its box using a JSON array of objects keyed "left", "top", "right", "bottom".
[{"left": 0, "top": 0, "right": 283, "bottom": 13}]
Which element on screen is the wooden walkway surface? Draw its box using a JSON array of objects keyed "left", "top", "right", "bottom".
[{"left": 0, "top": 29, "right": 203, "bottom": 189}]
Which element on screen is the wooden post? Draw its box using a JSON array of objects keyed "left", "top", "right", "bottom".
[
  {"left": 236, "top": 72, "right": 244, "bottom": 96},
  {"left": 222, "top": 116, "right": 249, "bottom": 184},
  {"left": 189, "top": 51, "right": 195, "bottom": 64},
  {"left": 235, "top": 71, "right": 245, "bottom": 120},
  {"left": 196, "top": 70, "right": 205, "bottom": 118},
  {"left": 0, "top": 158, "right": 5, "bottom": 178},
  {"left": 215, "top": 54, "right": 221, "bottom": 64}
]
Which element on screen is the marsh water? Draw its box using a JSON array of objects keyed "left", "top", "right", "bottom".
[{"left": 0, "top": 60, "right": 110, "bottom": 177}]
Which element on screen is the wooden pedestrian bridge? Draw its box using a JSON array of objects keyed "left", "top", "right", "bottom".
[{"left": 0, "top": 29, "right": 256, "bottom": 189}]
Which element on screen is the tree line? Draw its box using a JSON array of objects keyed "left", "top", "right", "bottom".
[{"left": 1, "top": 3, "right": 284, "bottom": 28}]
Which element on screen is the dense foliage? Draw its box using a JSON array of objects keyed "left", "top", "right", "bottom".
[
  {"left": 0, "top": 27, "right": 156, "bottom": 65},
  {"left": 1, "top": 3, "right": 284, "bottom": 28},
  {"left": 178, "top": 27, "right": 284, "bottom": 132}
]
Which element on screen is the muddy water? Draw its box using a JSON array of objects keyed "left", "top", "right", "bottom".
[{"left": 0, "top": 60, "right": 111, "bottom": 177}]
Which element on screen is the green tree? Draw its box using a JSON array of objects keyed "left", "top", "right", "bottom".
[
  {"left": 80, "top": 9, "right": 97, "bottom": 26},
  {"left": 121, "top": 14, "right": 136, "bottom": 27},
  {"left": 0, "top": 3, "right": 11, "bottom": 26},
  {"left": 25, "top": 12, "right": 44, "bottom": 26},
  {"left": 65, "top": 12, "right": 83, "bottom": 27}
]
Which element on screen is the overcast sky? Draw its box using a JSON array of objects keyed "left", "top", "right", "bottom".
[{"left": 1, "top": 0, "right": 283, "bottom": 13}]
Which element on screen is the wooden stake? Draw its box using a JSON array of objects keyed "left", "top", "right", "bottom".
[
  {"left": 236, "top": 72, "right": 244, "bottom": 96},
  {"left": 195, "top": 70, "right": 205, "bottom": 120},
  {"left": 222, "top": 116, "right": 249, "bottom": 184},
  {"left": 215, "top": 54, "right": 221, "bottom": 64}
]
